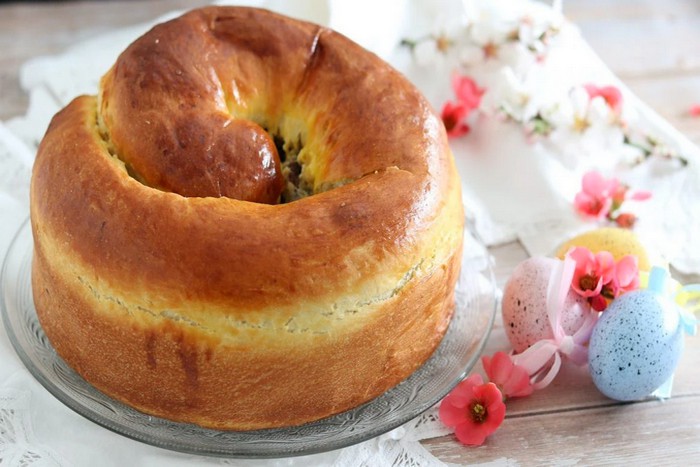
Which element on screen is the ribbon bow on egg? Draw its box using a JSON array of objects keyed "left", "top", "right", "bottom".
[{"left": 510, "top": 257, "right": 598, "bottom": 389}]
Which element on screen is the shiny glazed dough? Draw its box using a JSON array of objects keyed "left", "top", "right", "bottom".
[{"left": 30, "top": 6, "right": 465, "bottom": 430}]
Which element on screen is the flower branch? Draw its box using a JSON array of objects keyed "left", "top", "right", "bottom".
[
  {"left": 573, "top": 170, "right": 651, "bottom": 229},
  {"left": 622, "top": 134, "right": 688, "bottom": 167}
]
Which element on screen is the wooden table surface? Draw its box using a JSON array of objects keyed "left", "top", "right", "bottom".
[{"left": 1, "top": 1, "right": 698, "bottom": 465}]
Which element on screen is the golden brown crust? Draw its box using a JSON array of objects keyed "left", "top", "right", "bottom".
[
  {"left": 30, "top": 6, "right": 465, "bottom": 429},
  {"left": 32, "top": 235, "right": 461, "bottom": 429}
]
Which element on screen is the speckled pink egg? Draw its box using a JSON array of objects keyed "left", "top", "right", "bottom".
[{"left": 502, "top": 257, "right": 590, "bottom": 353}]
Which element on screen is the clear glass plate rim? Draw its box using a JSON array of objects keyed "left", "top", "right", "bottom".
[{"left": 0, "top": 217, "right": 496, "bottom": 459}]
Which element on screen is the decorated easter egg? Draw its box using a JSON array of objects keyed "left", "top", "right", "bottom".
[
  {"left": 502, "top": 257, "right": 590, "bottom": 353},
  {"left": 556, "top": 228, "right": 651, "bottom": 271},
  {"left": 588, "top": 268, "right": 684, "bottom": 401}
]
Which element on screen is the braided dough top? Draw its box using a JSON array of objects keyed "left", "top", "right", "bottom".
[
  {"left": 32, "top": 6, "right": 462, "bottom": 319},
  {"left": 99, "top": 6, "right": 447, "bottom": 203}
]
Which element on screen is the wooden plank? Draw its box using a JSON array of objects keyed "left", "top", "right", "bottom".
[
  {"left": 621, "top": 75, "right": 700, "bottom": 146},
  {"left": 0, "top": 0, "right": 213, "bottom": 121},
  {"left": 488, "top": 240, "right": 530, "bottom": 290},
  {"left": 425, "top": 395, "right": 700, "bottom": 465},
  {"left": 564, "top": 0, "right": 700, "bottom": 22},
  {"left": 566, "top": 0, "right": 700, "bottom": 79}
]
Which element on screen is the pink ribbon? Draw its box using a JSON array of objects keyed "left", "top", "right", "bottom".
[{"left": 511, "top": 256, "right": 598, "bottom": 390}]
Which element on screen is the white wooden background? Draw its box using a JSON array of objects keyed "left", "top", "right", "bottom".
[{"left": 1, "top": 1, "right": 698, "bottom": 464}]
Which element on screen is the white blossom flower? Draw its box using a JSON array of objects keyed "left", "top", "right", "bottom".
[
  {"left": 542, "top": 86, "right": 628, "bottom": 169},
  {"left": 489, "top": 66, "right": 544, "bottom": 121}
]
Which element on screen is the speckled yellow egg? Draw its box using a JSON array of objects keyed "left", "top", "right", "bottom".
[{"left": 556, "top": 228, "right": 651, "bottom": 271}]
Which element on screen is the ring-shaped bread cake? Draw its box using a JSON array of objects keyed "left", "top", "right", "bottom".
[{"left": 30, "top": 6, "right": 464, "bottom": 430}]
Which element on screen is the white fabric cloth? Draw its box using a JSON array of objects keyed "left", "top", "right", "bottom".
[{"left": 1, "top": 0, "right": 700, "bottom": 465}]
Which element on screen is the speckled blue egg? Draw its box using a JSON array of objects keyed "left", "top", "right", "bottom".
[
  {"left": 588, "top": 290, "right": 684, "bottom": 401},
  {"left": 502, "top": 257, "right": 590, "bottom": 353}
]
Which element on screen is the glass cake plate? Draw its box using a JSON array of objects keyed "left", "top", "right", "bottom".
[{"left": 1, "top": 218, "right": 496, "bottom": 458}]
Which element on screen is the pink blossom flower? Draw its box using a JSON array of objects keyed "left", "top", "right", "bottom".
[
  {"left": 629, "top": 191, "right": 652, "bottom": 201},
  {"left": 573, "top": 171, "right": 651, "bottom": 228},
  {"left": 573, "top": 171, "right": 618, "bottom": 220},
  {"left": 689, "top": 104, "right": 700, "bottom": 117},
  {"left": 610, "top": 185, "right": 650, "bottom": 229},
  {"left": 482, "top": 352, "right": 534, "bottom": 398},
  {"left": 614, "top": 212, "right": 637, "bottom": 228},
  {"left": 452, "top": 74, "right": 485, "bottom": 110},
  {"left": 612, "top": 255, "right": 640, "bottom": 296},
  {"left": 441, "top": 101, "right": 471, "bottom": 137},
  {"left": 611, "top": 184, "right": 652, "bottom": 205},
  {"left": 567, "top": 247, "right": 641, "bottom": 311},
  {"left": 568, "top": 246, "right": 616, "bottom": 310},
  {"left": 440, "top": 74, "right": 485, "bottom": 138},
  {"left": 584, "top": 84, "right": 623, "bottom": 113},
  {"left": 439, "top": 374, "right": 506, "bottom": 446},
  {"left": 588, "top": 294, "right": 608, "bottom": 312}
]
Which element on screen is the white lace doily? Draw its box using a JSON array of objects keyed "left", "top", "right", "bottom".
[{"left": 0, "top": 389, "right": 68, "bottom": 467}]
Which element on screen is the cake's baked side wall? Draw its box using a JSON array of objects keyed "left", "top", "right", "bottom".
[{"left": 31, "top": 226, "right": 462, "bottom": 430}]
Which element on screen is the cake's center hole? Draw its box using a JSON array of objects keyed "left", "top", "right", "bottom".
[{"left": 272, "top": 132, "right": 314, "bottom": 204}]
